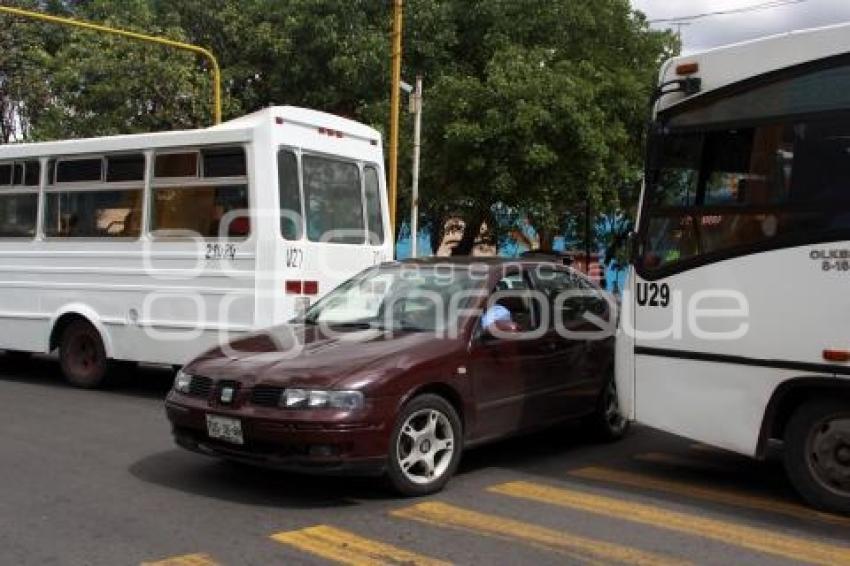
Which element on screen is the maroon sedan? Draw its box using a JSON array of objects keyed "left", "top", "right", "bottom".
[{"left": 165, "top": 258, "right": 626, "bottom": 495}]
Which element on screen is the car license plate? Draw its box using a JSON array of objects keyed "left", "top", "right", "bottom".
[{"left": 206, "top": 414, "right": 244, "bottom": 445}]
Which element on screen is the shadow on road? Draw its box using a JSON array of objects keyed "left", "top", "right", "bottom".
[
  {"left": 6, "top": 351, "right": 843, "bottom": 534},
  {"left": 129, "top": 449, "right": 389, "bottom": 509},
  {"left": 0, "top": 351, "right": 174, "bottom": 399}
]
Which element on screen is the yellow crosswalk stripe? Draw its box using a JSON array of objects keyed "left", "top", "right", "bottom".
[
  {"left": 490, "top": 481, "right": 850, "bottom": 566},
  {"left": 689, "top": 443, "right": 726, "bottom": 454},
  {"left": 271, "top": 524, "right": 450, "bottom": 566},
  {"left": 141, "top": 553, "right": 218, "bottom": 566},
  {"left": 569, "top": 466, "right": 850, "bottom": 527},
  {"left": 391, "top": 501, "right": 689, "bottom": 566}
]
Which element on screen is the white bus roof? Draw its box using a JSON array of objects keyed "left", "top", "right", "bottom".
[
  {"left": 0, "top": 106, "right": 382, "bottom": 160},
  {"left": 657, "top": 21, "right": 850, "bottom": 113}
]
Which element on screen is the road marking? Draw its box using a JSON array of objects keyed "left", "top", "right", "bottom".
[
  {"left": 489, "top": 481, "right": 850, "bottom": 566},
  {"left": 569, "top": 466, "right": 850, "bottom": 527},
  {"left": 689, "top": 443, "right": 726, "bottom": 454},
  {"left": 635, "top": 451, "right": 742, "bottom": 473},
  {"left": 271, "top": 524, "right": 450, "bottom": 566},
  {"left": 391, "top": 501, "right": 689, "bottom": 566},
  {"left": 141, "top": 554, "right": 218, "bottom": 566}
]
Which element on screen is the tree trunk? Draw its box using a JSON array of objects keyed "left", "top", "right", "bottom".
[
  {"left": 427, "top": 209, "right": 447, "bottom": 255},
  {"left": 536, "top": 228, "right": 556, "bottom": 251},
  {"left": 451, "top": 212, "right": 484, "bottom": 256}
]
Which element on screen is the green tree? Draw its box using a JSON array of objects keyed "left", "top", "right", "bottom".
[
  {"left": 413, "top": 0, "right": 677, "bottom": 252},
  {"left": 0, "top": 0, "right": 675, "bottom": 258}
]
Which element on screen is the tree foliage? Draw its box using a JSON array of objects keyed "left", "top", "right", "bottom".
[{"left": 0, "top": 0, "right": 677, "bottom": 251}]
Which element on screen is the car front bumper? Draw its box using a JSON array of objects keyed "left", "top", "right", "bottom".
[{"left": 164, "top": 392, "right": 396, "bottom": 475}]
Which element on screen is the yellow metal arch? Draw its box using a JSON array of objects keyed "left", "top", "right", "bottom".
[{"left": 0, "top": 6, "right": 222, "bottom": 125}]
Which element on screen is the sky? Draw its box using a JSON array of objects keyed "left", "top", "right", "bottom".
[{"left": 631, "top": 0, "right": 850, "bottom": 54}]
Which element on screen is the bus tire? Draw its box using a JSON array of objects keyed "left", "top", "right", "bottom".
[
  {"left": 59, "top": 319, "right": 109, "bottom": 389},
  {"left": 784, "top": 397, "right": 850, "bottom": 515}
]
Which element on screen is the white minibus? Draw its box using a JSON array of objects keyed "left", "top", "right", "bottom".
[
  {"left": 0, "top": 106, "right": 392, "bottom": 387},
  {"left": 617, "top": 24, "right": 850, "bottom": 514}
]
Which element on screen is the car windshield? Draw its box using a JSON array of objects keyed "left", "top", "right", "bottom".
[{"left": 301, "top": 264, "right": 487, "bottom": 332}]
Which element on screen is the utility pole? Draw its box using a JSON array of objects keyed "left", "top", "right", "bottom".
[
  {"left": 388, "top": 0, "right": 403, "bottom": 238},
  {"left": 585, "top": 196, "right": 592, "bottom": 278},
  {"left": 0, "top": 5, "right": 222, "bottom": 125},
  {"left": 409, "top": 76, "right": 423, "bottom": 257}
]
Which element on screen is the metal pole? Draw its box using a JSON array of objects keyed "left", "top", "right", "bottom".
[
  {"left": 585, "top": 196, "right": 592, "bottom": 277},
  {"left": 388, "top": 0, "right": 403, "bottom": 236},
  {"left": 409, "top": 76, "right": 422, "bottom": 258},
  {"left": 0, "top": 5, "right": 222, "bottom": 125}
]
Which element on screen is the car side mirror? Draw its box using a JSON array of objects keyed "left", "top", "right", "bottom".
[{"left": 481, "top": 319, "right": 521, "bottom": 341}]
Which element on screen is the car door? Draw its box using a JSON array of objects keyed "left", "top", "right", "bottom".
[
  {"left": 469, "top": 269, "right": 551, "bottom": 441},
  {"left": 532, "top": 267, "right": 613, "bottom": 417}
]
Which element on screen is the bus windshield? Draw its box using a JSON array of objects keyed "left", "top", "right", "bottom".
[{"left": 641, "top": 116, "right": 850, "bottom": 272}]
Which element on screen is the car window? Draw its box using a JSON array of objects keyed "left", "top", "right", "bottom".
[
  {"left": 490, "top": 272, "right": 537, "bottom": 331},
  {"left": 533, "top": 268, "right": 598, "bottom": 327}
]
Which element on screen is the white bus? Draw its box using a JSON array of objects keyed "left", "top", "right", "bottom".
[
  {"left": 616, "top": 24, "right": 850, "bottom": 514},
  {"left": 0, "top": 106, "right": 392, "bottom": 388}
]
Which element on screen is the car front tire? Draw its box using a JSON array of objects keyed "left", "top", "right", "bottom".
[{"left": 387, "top": 394, "right": 463, "bottom": 496}]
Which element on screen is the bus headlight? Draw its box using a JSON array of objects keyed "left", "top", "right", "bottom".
[
  {"left": 280, "top": 389, "right": 364, "bottom": 410},
  {"left": 174, "top": 369, "right": 193, "bottom": 394}
]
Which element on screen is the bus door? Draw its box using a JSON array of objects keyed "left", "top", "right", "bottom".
[{"left": 275, "top": 149, "right": 388, "bottom": 323}]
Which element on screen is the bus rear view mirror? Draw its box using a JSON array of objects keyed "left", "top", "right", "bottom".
[{"left": 628, "top": 231, "right": 640, "bottom": 264}]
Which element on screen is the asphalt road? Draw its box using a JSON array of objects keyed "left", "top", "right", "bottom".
[{"left": 2, "top": 353, "right": 849, "bottom": 566}]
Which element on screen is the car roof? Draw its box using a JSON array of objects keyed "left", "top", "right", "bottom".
[{"left": 388, "top": 256, "right": 567, "bottom": 269}]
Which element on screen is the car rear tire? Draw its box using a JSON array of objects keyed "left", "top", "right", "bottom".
[
  {"left": 588, "top": 371, "right": 629, "bottom": 442},
  {"left": 784, "top": 397, "right": 850, "bottom": 515},
  {"left": 59, "top": 319, "right": 109, "bottom": 389},
  {"left": 387, "top": 394, "right": 463, "bottom": 496}
]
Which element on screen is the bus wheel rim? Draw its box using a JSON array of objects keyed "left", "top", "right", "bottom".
[
  {"left": 69, "top": 334, "right": 98, "bottom": 376},
  {"left": 807, "top": 416, "right": 850, "bottom": 496}
]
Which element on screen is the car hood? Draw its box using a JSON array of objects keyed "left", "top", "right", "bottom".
[{"left": 185, "top": 324, "right": 461, "bottom": 391}]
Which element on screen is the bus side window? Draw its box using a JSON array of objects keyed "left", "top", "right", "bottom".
[
  {"left": 0, "top": 193, "right": 38, "bottom": 238},
  {"left": 303, "top": 155, "right": 365, "bottom": 244},
  {"left": 364, "top": 165, "right": 384, "bottom": 245},
  {"left": 151, "top": 146, "right": 250, "bottom": 239},
  {"left": 278, "top": 149, "right": 302, "bottom": 240}
]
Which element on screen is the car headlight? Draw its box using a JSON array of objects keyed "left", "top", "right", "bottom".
[
  {"left": 280, "top": 388, "right": 364, "bottom": 410},
  {"left": 174, "top": 369, "right": 192, "bottom": 394}
]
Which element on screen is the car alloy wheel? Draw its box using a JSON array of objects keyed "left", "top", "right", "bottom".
[
  {"left": 397, "top": 408, "right": 455, "bottom": 485},
  {"left": 604, "top": 378, "right": 627, "bottom": 435},
  {"left": 588, "top": 372, "right": 629, "bottom": 441},
  {"left": 387, "top": 394, "right": 463, "bottom": 496}
]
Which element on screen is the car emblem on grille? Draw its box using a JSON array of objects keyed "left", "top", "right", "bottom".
[{"left": 220, "top": 385, "right": 236, "bottom": 404}]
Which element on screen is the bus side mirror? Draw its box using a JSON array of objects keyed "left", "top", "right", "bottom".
[{"left": 628, "top": 231, "right": 640, "bottom": 264}]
